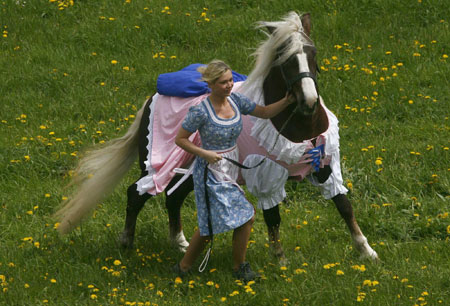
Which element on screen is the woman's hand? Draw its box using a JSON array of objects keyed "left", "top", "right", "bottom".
[
  {"left": 285, "top": 92, "right": 295, "bottom": 105},
  {"left": 250, "top": 92, "right": 296, "bottom": 119},
  {"left": 202, "top": 151, "right": 222, "bottom": 164}
]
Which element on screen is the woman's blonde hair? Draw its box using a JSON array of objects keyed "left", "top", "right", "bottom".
[{"left": 197, "top": 60, "right": 231, "bottom": 84}]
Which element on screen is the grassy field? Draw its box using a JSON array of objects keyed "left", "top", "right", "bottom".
[{"left": 1, "top": 0, "right": 449, "bottom": 305}]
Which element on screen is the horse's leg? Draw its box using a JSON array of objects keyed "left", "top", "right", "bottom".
[
  {"left": 332, "top": 194, "right": 378, "bottom": 260},
  {"left": 119, "top": 182, "right": 152, "bottom": 248},
  {"left": 165, "top": 176, "right": 194, "bottom": 253},
  {"left": 263, "top": 205, "right": 288, "bottom": 265},
  {"left": 120, "top": 97, "right": 154, "bottom": 248}
]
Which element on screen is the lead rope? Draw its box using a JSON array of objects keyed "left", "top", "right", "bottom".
[{"left": 198, "top": 165, "right": 214, "bottom": 272}]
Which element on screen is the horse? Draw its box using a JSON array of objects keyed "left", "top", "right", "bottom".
[{"left": 55, "top": 12, "right": 378, "bottom": 263}]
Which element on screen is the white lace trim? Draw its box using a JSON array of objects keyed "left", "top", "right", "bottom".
[
  {"left": 136, "top": 95, "right": 157, "bottom": 195},
  {"left": 203, "top": 97, "right": 241, "bottom": 126}
]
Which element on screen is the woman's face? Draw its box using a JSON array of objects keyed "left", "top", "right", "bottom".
[{"left": 209, "top": 70, "right": 234, "bottom": 97}]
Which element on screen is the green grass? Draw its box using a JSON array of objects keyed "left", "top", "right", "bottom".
[{"left": 1, "top": 0, "right": 449, "bottom": 305}]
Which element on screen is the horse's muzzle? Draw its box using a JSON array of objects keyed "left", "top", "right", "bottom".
[{"left": 296, "top": 99, "right": 318, "bottom": 116}]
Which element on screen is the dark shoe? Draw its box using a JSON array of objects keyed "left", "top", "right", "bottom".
[
  {"left": 232, "top": 262, "right": 260, "bottom": 283},
  {"left": 172, "top": 263, "right": 190, "bottom": 278}
]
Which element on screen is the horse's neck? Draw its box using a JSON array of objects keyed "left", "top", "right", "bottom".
[{"left": 263, "top": 71, "right": 329, "bottom": 143}]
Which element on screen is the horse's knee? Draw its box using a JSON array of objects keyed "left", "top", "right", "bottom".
[
  {"left": 263, "top": 205, "right": 281, "bottom": 228},
  {"left": 126, "top": 182, "right": 149, "bottom": 211}
]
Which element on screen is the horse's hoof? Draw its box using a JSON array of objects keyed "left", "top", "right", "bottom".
[
  {"left": 359, "top": 249, "right": 379, "bottom": 262},
  {"left": 278, "top": 255, "right": 289, "bottom": 266},
  {"left": 170, "top": 230, "right": 189, "bottom": 253},
  {"left": 175, "top": 244, "right": 188, "bottom": 253}
]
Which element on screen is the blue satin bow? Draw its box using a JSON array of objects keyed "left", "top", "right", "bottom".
[{"left": 307, "top": 144, "right": 325, "bottom": 172}]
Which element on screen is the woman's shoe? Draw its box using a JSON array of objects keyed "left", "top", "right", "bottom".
[
  {"left": 172, "top": 263, "right": 190, "bottom": 278},
  {"left": 232, "top": 262, "right": 260, "bottom": 283}
]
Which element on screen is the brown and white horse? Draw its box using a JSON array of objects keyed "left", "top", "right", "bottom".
[{"left": 55, "top": 12, "right": 378, "bottom": 263}]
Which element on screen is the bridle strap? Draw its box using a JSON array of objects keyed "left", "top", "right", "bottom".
[{"left": 285, "top": 71, "right": 317, "bottom": 91}]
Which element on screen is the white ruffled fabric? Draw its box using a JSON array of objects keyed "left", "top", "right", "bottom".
[
  {"left": 136, "top": 95, "right": 157, "bottom": 195},
  {"left": 237, "top": 80, "right": 347, "bottom": 205},
  {"left": 241, "top": 154, "right": 288, "bottom": 209}
]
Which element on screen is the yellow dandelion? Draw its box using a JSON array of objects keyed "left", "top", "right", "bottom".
[
  {"left": 113, "top": 260, "right": 121, "bottom": 266},
  {"left": 111, "top": 60, "right": 118, "bottom": 65},
  {"left": 336, "top": 270, "right": 344, "bottom": 275}
]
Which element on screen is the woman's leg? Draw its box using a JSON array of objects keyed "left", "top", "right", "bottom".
[
  {"left": 232, "top": 215, "right": 255, "bottom": 271},
  {"left": 179, "top": 230, "right": 210, "bottom": 271}
]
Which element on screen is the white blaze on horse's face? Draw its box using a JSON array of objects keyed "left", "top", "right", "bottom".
[{"left": 297, "top": 53, "right": 318, "bottom": 109}]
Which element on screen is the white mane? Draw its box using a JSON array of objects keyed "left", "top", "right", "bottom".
[{"left": 242, "top": 12, "right": 313, "bottom": 92}]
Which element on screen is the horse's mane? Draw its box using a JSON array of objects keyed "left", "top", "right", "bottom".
[{"left": 244, "top": 12, "right": 313, "bottom": 89}]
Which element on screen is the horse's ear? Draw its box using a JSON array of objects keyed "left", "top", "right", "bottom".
[
  {"left": 266, "top": 25, "right": 276, "bottom": 34},
  {"left": 301, "top": 13, "right": 312, "bottom": 36}
]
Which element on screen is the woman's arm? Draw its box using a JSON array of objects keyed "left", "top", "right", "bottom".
[
  {"left": 175, "top": 127, "right": 222, "bottom": 164},
  {"left": 250, "top": 93, "right": 294, "bottom": 119}
]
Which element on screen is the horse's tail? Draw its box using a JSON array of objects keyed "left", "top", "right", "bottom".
[{"left": 54, "top": 99, "right": 148, "bottom": 234}]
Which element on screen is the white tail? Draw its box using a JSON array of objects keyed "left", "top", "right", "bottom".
[{"left": 54, "top": 99, "right": 148, "bottom": 234}]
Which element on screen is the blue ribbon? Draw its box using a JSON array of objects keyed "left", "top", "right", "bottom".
[{"left": 307, "top": 144, "right": 325, "bottom": 172}]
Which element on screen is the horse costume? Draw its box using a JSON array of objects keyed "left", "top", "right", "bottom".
[{"left": 55, "top": 12, "right": 378, "bottom": 263}]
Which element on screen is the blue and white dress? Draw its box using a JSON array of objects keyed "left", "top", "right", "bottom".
[{"left": 182, "top": 92, "right": 256, "bottom": 236}]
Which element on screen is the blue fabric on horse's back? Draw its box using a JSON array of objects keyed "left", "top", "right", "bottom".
[{"left": 157, "top": 63, "right": 247, "bottom": 97}]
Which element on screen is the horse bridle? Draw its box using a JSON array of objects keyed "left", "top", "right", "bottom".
[{"left": 278, "top": 56, "right": 319, "bottom": 93}]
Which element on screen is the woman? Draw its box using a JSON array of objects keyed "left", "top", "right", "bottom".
[{"left": 173, "top": 60, "right": 293, "bottom": 282}]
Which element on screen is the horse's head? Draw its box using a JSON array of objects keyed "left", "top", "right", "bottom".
[{"left": 266, "top": 13, "right": 320, "bottom": 116}]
